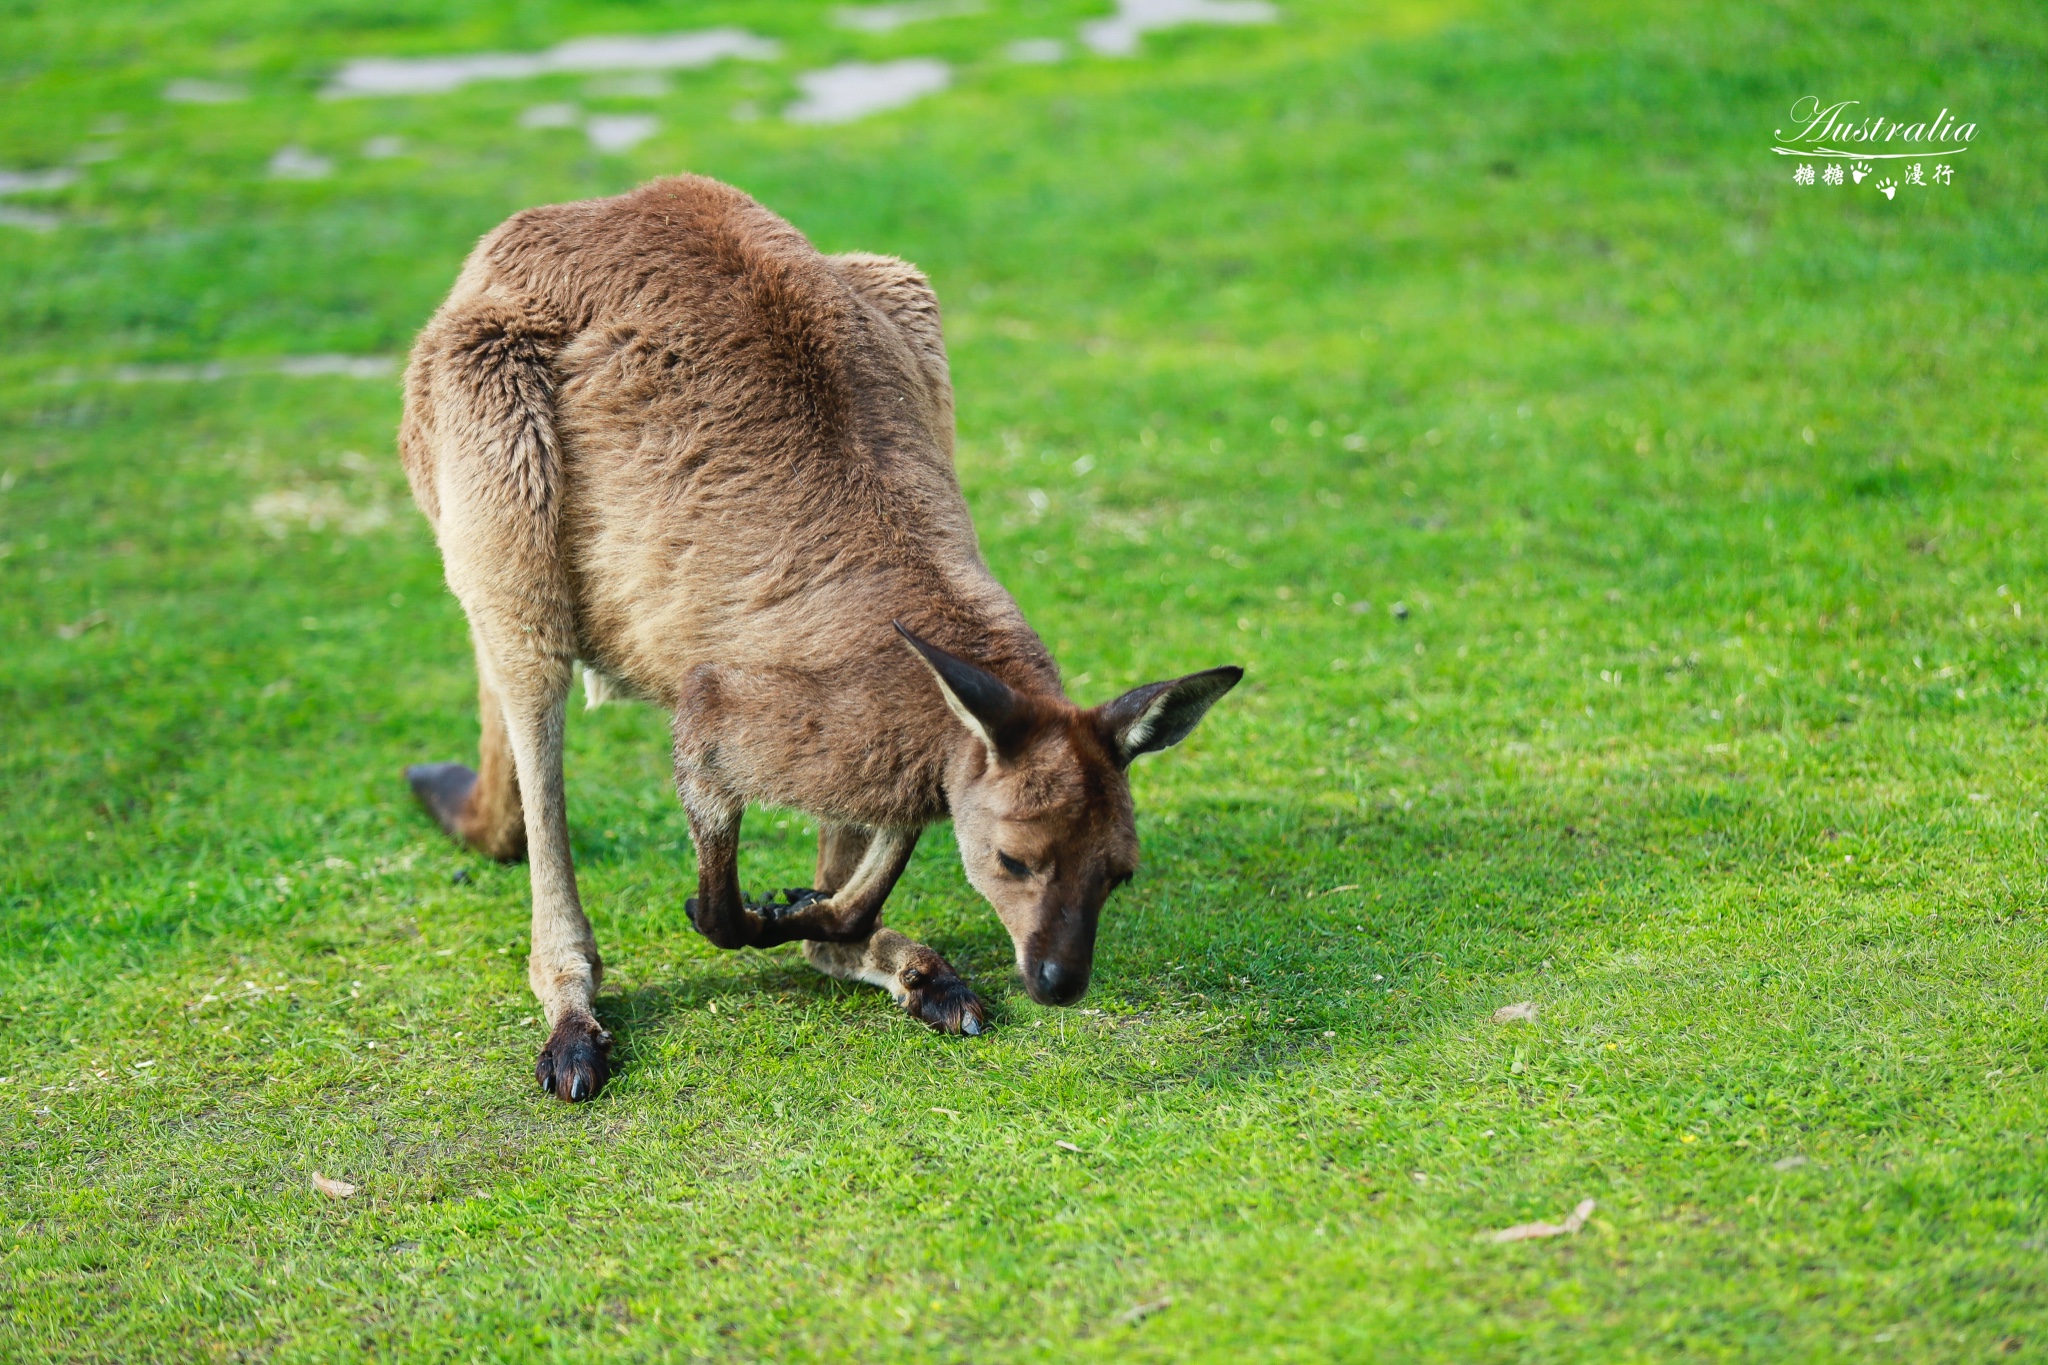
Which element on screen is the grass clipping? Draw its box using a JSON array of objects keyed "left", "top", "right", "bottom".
[{"left": 1485, "top": 1199, "right": 1594, "bottom": 1244}]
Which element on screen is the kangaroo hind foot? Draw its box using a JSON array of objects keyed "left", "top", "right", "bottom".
[
  {"left": 805, "top": 929, "right": 988, "bottom": 1036},
  {"left": 536, "top": 1009, "right": 612, "bottom": 1102}
]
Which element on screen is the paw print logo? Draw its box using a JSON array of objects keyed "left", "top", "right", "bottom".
[
  {"left": 1850, "top": 161, "right": 1872, "bottom": 184},
  {"left": 1875, "top": 176, "right": 1897, "bottom": 200}
]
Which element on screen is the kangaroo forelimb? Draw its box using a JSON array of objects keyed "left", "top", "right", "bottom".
[{"left": 686, "top": 811, "right": 918, "bottom": 949}]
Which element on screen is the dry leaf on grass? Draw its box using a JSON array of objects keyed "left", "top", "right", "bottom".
[
  {"left": 1486, "top": 1198, "right": 1594, "bottom": 1243},
  {"left": 1772, "top": 1154, "right": 1809, "bottom": 1171},
  {"left": 311, "top": 1172, "right": 357, "bottom": 1200},
  {"left": 1112, "top": 1296, "right": 1173, "bottom": 1327},
  {"left": 1493, "top": 1001, "right": 1540, "bottom": 1023},
  {"left": 56, "top": 610, "right": 109, "bottom": 640}
]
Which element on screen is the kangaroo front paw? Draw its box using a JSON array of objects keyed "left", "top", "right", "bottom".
[
  {"left": 899, "top": 959, "right": 988, "bottom": 1036},
  {"left": 686, "top": 893, "right": 768, "bottom": 950},
  {"left": 747, "top": 887, "right": 825, "bottom": 917},
  {"left": 536, "top": 1013, "right": 612, "bottom": 1102}
]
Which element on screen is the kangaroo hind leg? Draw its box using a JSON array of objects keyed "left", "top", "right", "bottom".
[
  {"left": 492, "top": 662, "right": 609, "bottom": 1102},
  {"left": 472, "top": 636, "right": 607, "bottom": 1101},
  {"left": 407, "top": 642, "right": 526, "bottom": 862},
  {"left": 403, "top": 290, "right": 610, "bottom": 1100}
]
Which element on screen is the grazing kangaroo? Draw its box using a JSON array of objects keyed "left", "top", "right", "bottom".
[{"left": 398, "top": 175, "right": 1241, "bottom": 1102}]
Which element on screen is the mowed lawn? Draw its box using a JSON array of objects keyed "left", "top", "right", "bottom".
[{"left": 4, "top": 0, "right": 2047, "bottom": 1359}]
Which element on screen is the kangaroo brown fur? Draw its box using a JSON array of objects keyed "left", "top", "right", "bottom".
[{"left": 397, "top": 175, "right": 1241, "bottom": 1102}]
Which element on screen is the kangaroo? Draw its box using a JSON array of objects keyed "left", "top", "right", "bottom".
[{"left": 397, "top": 175, "right": 1241, "bottom": 1102}]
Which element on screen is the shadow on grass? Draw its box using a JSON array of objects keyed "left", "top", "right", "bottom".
[{"left": 582, "top": 791, "right": 1659, "bottom": 1091}]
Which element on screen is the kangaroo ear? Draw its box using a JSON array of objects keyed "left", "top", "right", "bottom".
[
  {"left": 1097, "top": 665, "right": 1244, "bottom": 767},
  {"left": 894, "top": 621, "right": 1032, "bottom": 761}
]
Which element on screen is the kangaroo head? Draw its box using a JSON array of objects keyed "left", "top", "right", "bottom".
[{"left": 896, "top": 623, "right": 1242, "bottom": 1008}]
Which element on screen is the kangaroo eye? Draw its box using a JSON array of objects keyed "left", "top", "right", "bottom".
[{"left": 997, "top": 851, "right": 1031, "bottom": 878}]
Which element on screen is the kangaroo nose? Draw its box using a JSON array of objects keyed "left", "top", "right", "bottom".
[{"left": 1035, "top": 960, "right": 1084, "bottom": 1006}]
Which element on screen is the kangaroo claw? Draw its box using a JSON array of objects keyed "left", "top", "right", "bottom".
[
  {"left": 745, "top": 887, "right": 826, "bottom": 918},
  {"left": 536, "top": 1013, "right": 612, "bottom": 1102},
  {"left": 899, "top": 963, "right": 988, "bottom": 1036}
]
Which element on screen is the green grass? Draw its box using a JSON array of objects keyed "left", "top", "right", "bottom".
[{"left": 4, "top": 0, "right": 2047, "bottom": 1359}]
